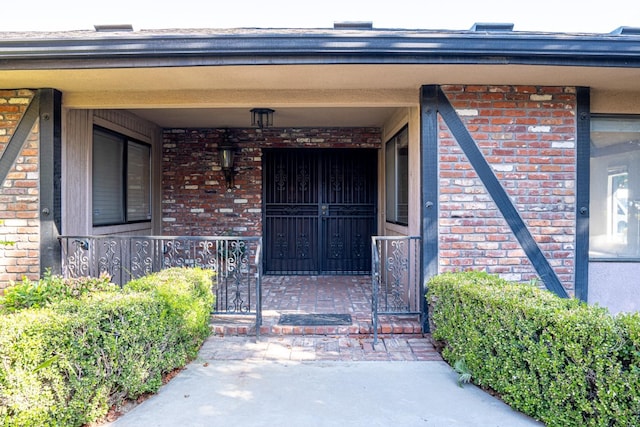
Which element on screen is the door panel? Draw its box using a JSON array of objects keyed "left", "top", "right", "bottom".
[
  {"left": 265, "top": 207, "right": 318, "bottom": 273},
  {"left": 319, "top": 151, "right": 377, "bottom": 273},
  {"left": 265, "top": 149, "right": 377, "bottom": 275}
]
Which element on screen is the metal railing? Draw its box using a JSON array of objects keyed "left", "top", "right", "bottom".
[
  {"left": 58, "top": 235, "right": 263, "bottom": 335},
  {"left": 371, "top": 235, "right": 422, "bottom": 344}
]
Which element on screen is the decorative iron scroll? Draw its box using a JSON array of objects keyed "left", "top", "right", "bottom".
[
  {"left": 296, "top": 233, "right": 310, "bottom": 259},
  {"left": 131, "top": 239, "right": 153, "bottom": 278},
  {"left": 329, "top": 232, "right": 344, "bottom": 258},
  {"left": 353, "top": 233, "right": 365, "bottom": 259},
  {"left": 371, "top": 235, "right": 421, "bottom": 345},
  {"left": 59, "top": 235, "right": 262, "bottom": 320},
  {"left": 65, "top": 239, "right": 90, "bottom": 278},
  {"left": 387, "top": 240, "right": 409, "bottom": 311}
]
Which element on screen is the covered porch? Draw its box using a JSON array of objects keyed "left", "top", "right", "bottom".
[
  {"left": 58, "top": 234, "right": 424, "bottom": 338},
  {"left": 212, "top": 275, "right": 424, "bottom": 337}
]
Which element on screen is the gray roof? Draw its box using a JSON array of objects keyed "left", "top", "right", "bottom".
[{"left": 1, "top": 26, "right": 640, "bottom": 69}]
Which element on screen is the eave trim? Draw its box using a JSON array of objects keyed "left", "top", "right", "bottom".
[{"left": 1, "top": 31, "right": 640, "bottom": 69}]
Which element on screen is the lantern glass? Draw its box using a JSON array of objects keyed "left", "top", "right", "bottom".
[{"left": 220, "top": 147, "right": 235, "bottom": 170}]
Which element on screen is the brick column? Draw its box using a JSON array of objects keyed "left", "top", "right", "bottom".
[{"left": 0, "top": 90, "right": 40, "bottom": 289}]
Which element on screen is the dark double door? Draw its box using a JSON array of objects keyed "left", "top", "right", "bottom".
[{"left": 264, "top": 149, "right": 377, "bottom": 274}]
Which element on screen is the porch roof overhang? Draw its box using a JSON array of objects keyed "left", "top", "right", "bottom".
[
  {"left": 2, "top": 27, "right": 640, "bottom": 127},
  {"left": 2, "top": 28, "right": 640, "bottom": 68}
]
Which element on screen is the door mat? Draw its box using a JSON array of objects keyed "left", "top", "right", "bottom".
[{"left": 278, "top": 313, "right": 352, "bottom": 326}]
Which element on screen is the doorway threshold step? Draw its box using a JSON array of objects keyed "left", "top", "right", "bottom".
[{"left": 210, "top": 314, "right": 423, "bottom": 337}]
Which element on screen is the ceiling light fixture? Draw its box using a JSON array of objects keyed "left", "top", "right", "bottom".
[{"left": 250, "top": 108, "right": 275, "bottom": 128}]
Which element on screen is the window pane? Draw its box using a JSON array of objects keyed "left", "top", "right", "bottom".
[
  {"left": 127, "top": 141, "right": 151, "bottom": 222},
  {"left": 385, "top": 126, "right": 408, "bottom": 226},
  {"left": 396, "top": 129, "right": 409, "bottom": 225},
  {"left": 590, "top": 117, "right": 640, "bottom": 259},
  {"left": 385, "top": 138, "right": 397, "bottom": 223},
  {"left": 92, "top": 130, "right": 124, "bottom": 225}
]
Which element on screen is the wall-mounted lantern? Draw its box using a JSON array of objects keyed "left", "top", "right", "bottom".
[
  {"left": 250, "top": 108, "right": 275, "bottom": 128},
  {"left": 218, "top": 133, "right": 237, "bottom": 189}
]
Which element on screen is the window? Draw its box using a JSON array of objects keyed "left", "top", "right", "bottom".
[
  {"left": 590, "top": 116, "right": 640, "bottom": 259},
  {"left": 92, "top": 126, "right": 151, "bottom": 226},
  {"left": 385, "top": 126, "right": 409, "bottom": 226}
]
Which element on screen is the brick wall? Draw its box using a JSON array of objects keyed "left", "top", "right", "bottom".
[
  {"left": 162, "top": 127, "right": 381, "bottom": 236},
  {"left": 438, "top": 85, "right": 577, "bottom": 292},
  {"left": 0, "top": 89, "right": 40, "bottom": 289},
  {"left": 161, "top": 90, "right": 577, "bottom": 292}
]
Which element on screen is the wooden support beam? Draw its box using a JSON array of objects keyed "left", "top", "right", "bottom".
[{"left": 575, "top": 87, "right": 591, "bottom": 301}]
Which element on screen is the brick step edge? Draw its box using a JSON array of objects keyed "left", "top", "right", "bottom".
[{"left": 210, "top": 322, "right": 425, "bottom": 337}]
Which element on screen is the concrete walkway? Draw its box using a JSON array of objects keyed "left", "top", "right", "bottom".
[{"left": 105, "top": 336, "right": 543, "bottom": 427}]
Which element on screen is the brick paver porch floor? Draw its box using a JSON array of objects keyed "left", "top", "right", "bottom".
[
  {"left": 209, "top": 275, "right": 440, "bottom": 361},
  {"left": 200, "top": 335, "right": 442, "bottom": 361},
  {"left": 211, "top": 275, "right": 424, "bottom": 338}
]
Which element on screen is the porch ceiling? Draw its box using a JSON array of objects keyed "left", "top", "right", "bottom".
[{"left": 4, "top": 63, "right": 640, "bottom": 127}]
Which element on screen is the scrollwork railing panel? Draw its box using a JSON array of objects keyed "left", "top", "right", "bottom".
[
  {"left": 371, "top": 235, "right": 421, "bottom": 344},
  {"left": 58, "top": 235, "right": 262, "bottom": 316}
]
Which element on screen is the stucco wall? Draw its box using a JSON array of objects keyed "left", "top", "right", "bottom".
[
  {"left": 0, "top": 90, "right": 40, "bottom": 288},
  {"left": 589, "top": 263, "right": 640, "bottom": 314},
  {"left": 437, "top": 85, "right": 577, "bottom": 293}
]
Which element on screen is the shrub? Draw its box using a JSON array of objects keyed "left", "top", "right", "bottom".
[
  {"left": 427, "top": 271, "right": 640, "bottom": 427},
  {"left": 124, "top": 268, "right": 215, "bottom": 365},
  {"left": 0, "top": 271, "right": 116, "bottom": 313},
  {"left": 0, "top": 309, "right": 92, "bottom": 427},
  {"left": 0, "top": 267, "right": 214, "bottom": 427}
]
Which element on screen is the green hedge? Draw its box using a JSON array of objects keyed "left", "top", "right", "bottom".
[
  {"left": 0, "top": 267, "right": 214, "bottom": 427},
  {"left": 427, "top": 271, "right": 640, "bottom": 427},
  {"left": 0, "top": 273, "right": 117, "bottom": 313}
]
